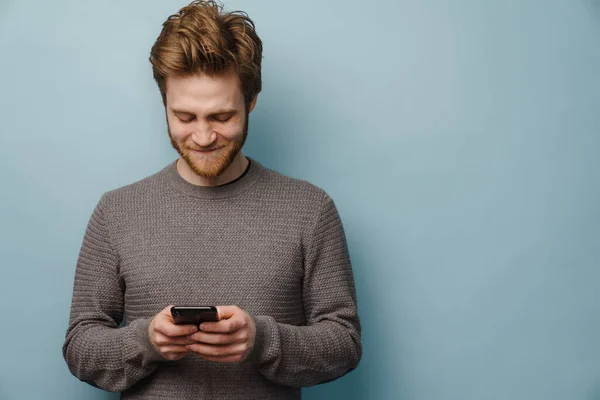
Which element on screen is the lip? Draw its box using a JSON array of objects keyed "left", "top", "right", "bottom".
[{"left": 192, "top": 147, "right": 221, "bottom": 153}]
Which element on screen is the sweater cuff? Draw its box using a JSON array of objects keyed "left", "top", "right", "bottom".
[
  {"left": 247, "top": 315, "right": 274, "bottom": 364},
  {"left": 126, "top": 317, "right": 166, "bottom": 365}
]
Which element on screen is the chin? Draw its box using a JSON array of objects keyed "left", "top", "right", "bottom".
[{"left": 183, "top": 148, "right": 239, "bottom": 179}]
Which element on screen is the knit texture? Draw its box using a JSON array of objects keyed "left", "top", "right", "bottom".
[{"left": 63, "top": 157, "right": 361, "bottom": 399}]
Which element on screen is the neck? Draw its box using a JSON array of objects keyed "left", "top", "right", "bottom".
[{"left": 176, "top": 152, "right": 249, "bottom": 187}]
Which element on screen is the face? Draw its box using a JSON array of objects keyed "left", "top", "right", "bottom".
[{"left": 165, "top": 71, "right": 256, "bottom": 180}]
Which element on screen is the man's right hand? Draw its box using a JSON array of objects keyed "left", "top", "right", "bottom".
[{"left": 148, "top": 305, "right": 199, "bottom": 361}]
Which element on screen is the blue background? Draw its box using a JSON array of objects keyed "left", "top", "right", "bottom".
[{"left": 1, "top": 0, "right": 599, "bottom": 399}]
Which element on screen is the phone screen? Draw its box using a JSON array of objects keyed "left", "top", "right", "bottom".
[{"left": 170, "top": 306, "right": 219, "bottom": 325}]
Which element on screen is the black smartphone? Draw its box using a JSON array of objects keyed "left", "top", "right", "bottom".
[{"left": 170, "top": 306, "right": 219, "bottom": 325}]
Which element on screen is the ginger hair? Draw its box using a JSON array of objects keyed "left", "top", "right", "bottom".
[{"left": 149, "top": 1, "right": 263, "bottom": 107}]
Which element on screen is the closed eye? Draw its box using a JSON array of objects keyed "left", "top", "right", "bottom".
[
  {"left": 213, "top": 116, "right": 232, "bottom": 123},
  {"left": 174, "top": 113, "right": 196, "bottom": 123}
]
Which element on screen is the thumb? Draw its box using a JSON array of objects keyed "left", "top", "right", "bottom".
[
  {"left": 215, "top": 305, "right": 238, "bottom": 320},
  {"left": 162, "top": 305, "right": 175, "bottom": 314},
  {"left": 162, "top": 305, "right": 176, "bottom": 320}
]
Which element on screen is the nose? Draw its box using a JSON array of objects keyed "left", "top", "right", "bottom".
[{"left": 190, "top": 122, "right": 217, "bottom": 148}]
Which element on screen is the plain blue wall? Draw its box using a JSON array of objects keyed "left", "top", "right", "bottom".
[{"left": 1, "top": 0, "right": 599, "bottom": 399}]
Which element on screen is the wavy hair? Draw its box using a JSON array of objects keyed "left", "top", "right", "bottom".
[{"left": 149, "top": 1, "right": 263, "bottom": 107}]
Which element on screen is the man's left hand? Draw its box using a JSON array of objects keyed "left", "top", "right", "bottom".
[{"left": 185, "top": 305, "right": 256, "bottom": 362}]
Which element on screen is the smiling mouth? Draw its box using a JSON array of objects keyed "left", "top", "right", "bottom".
[{"left": 190, "top": 147, "right": 221, "bottom": 153}]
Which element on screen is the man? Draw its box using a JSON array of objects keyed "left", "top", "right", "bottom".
[{"left": 62, "top": 1, "right": 361, "bottom": 398}]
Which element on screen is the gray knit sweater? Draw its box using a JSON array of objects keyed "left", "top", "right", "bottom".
[{"left": 62, "top": 157, "right": 361, "bottom": 399}]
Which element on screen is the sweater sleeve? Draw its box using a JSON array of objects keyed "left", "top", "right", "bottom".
[
  {"left": 62, "top": 194, "right": 165, "bottom": 392},
  {"left": 249, "top": 192, "right": 362, "bottom": 387}
]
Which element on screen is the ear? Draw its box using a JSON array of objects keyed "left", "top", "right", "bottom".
[{"left": 248, "top": 94, "right": 259, "bottom": 113}]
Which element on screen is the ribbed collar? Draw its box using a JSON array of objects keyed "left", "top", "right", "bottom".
[{"left": 163, "top": 157, "right": 264, "bottom": 199}]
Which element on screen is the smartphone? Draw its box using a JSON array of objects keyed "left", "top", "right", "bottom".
[{"left": 170, "top": 306, "right": 219, "bottom": 325}]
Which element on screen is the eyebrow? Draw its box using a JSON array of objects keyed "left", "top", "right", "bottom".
[{"left": 170, "top": 108, "right": 238, "bottom": 116}]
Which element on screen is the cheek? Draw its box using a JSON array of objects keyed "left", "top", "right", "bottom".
[
  {"left": 219, "top": 121, "right": 246, "bottom": 140},
  {"left": 168, "top": 122, "right": 189, "bottom": 141}
]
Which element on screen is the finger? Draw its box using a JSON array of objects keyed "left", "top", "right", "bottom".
[
  {"left": 187, "top": 330, "right": 247, "bottom": 345},
  {"left": 167, "top": 336, "right": 198, "bottom": 346},
  {"left": 160, "top": 346, "right": 190, "bottom": 361},
  {"left": 185, "top": 342, "right": 246, "bottom": 358},
  {"left": 156, "top": 321, "right": 199, "bottom": 337},
  {"left": 200, "top": 314, "right": 245, "bottom": 334},
  {"left": 155, "top": 332, "right": 197, "bottom": 346},
  {"left": 160, "top": 345, "right": 189, "bottom": 353}
]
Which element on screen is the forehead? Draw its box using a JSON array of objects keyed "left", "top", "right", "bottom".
[{"left": 165, "top": 71, "right": 244, "bottom": 112}]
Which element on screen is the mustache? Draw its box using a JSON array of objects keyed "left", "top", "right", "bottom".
[{"left": 185, "top": 145, "right": 223, "bottom": 152}]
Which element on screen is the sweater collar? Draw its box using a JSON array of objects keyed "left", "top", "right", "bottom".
[{"left": 163, "top": 156, "right": 264, "bottom": 199}]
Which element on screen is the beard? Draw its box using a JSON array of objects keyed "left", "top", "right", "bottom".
[{"left": 168, "top": 110, "right": 249, "bottom": 181}]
